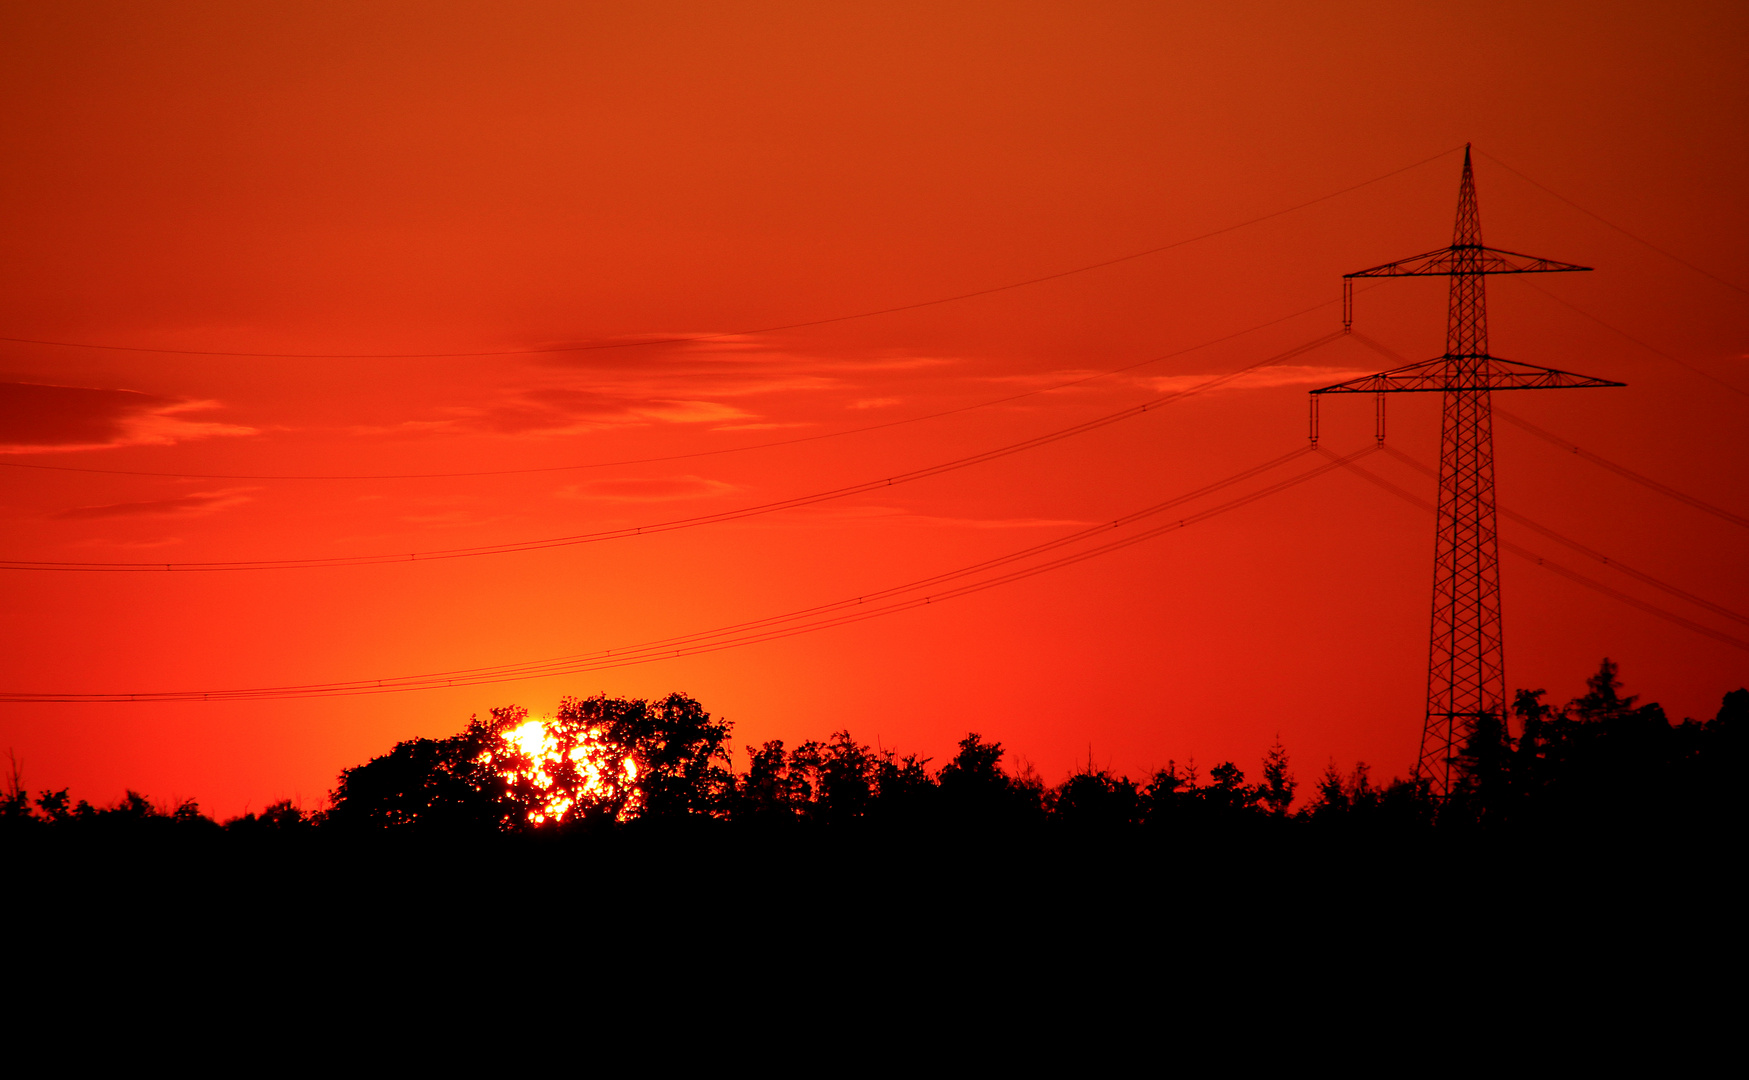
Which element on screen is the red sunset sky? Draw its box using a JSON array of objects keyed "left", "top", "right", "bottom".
[{"left": 2, "top": 1, "right": 1744, "bottom": 817}]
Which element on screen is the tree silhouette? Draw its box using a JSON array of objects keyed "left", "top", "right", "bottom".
[
  {"left": 813, "top": 730, "right": 878, "bottom": 824},
  {"left": 731, "top": 731, "right": 933, "bottom": 826},
  {"left": 1201, "top": 761, "right": 1259, "bottom": 817},
  {"left": 1504, "top": 658, "right": 1676, "bottom": 825},
  {"left": 1314, "top": 761, "right": 1371, "bottom": 819},
  {"left": 35, "top": 788, "right": 75, "bottom": 824},
  {"left": 1450, "top": 709, "right": 1514, "bottom": 825},
  {"left": 327, "top": 717, "right": 507, "bottom": 832},
  {"left": 936, "top": 733, "right": 1044, "bottom": 826},
  {"left": 1141, "top": 761, "right": 1194, "bottom": 826},
  {"left": 870, "top": 747, "right": 936, "bottom": 824},
  {"left": 567, "top": 693, "right": 732, "bottom": 822},
  {"left": 1259, "top": 740, "right": 1296, "bottom": 818},
  {"left": 1304, "top": 760, "right": 1435, "bottom": 828},
  {"left": 226, "top": 799, "right": 319, "bottom": 834},
  {"left": 1, "top": 752, "right": 28, "bottom": 829},
  {"left": 1051, "top": 765, "right": 1142, "bottom": 829},
  {"left": 1511, "top": 688, "right": 1556, "bottom": 793},
  {"left": 737, "top": 739, "right": 806, "bottom": 823}
]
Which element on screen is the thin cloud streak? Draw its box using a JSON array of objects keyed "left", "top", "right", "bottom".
[
  {"left": 50, "top": 487, "right": 257, "bottom": 520},
  {"left": 1140, "top": 365, "right": 1377, "bottom": 394},
  {"left": 557, "top": 476, "right": 741, "bottom": 503},
  {"left": 0, "top": 381, "right": 256, "bottom": 454}
]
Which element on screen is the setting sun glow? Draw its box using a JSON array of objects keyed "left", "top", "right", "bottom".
[{"left": 490, "top": 718, "right": 641, "bottom": 824}]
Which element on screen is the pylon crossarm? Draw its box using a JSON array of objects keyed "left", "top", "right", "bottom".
[
  {"left": 1345, "top": 244, "right": 1593, "bottom": 279},
  {"left": 1476, "top": 357, "right": 1626, "bottom": 390},
  {"left": 1310, "top": 356, "right": 1624, "bottom": 394},
  {"left": 1311, "top": 358, "right": 1447, "bottom": 393}
]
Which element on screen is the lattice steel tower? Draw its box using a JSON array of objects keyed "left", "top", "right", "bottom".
[{"left": 1310, "top": 146, "right": 1623, "bottom": 797}]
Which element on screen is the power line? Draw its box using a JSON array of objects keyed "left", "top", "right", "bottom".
[
  {"left": 1494, "top": 408, "right": 1749, "bottom": 530},
  {"left": 1475, "top": 147, "right": 1748, "bottom": 298},
  {"left": 87, "top": 448, "right": 1327, "bottom": 696},
  {"left": 1, "top": 445, "right": 1357, "bottom": 702},
  {"left": 571, "top": 446, "right": 1317, "bottom": 661},
  {"left": 0, "top": 333, "right": 1346, "bottom": 572},
  {"left": 1519, "top": 279, "right": 1749, "bottom": 399},
  {"left": 1346, "top": 330, "right": 1748, "bottom": 529},
  {"left": 1381, "top": 445, "right": 1749, "bottom": 627},
  {"left": 0, "top": 290, "right": 1366, "bottom": 481},
  {"left": 0, "top": 148, "right": 1462, "bottom": 360},
  {"left": 1327, "top": 449, "right": 1749, "bottom": 654}
]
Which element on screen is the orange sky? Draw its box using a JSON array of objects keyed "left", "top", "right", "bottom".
[{"left": 2, "top": 1, "right": 1744, "bottom": 817}]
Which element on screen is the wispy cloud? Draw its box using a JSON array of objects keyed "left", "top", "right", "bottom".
[
  {"left": 72, "top": 535, "right": 187, "bottom": 550},
  {"left": 425, "top": 389, "right": 759, "bottom": 437},
  {"left": 1140, "top": 365, "right": 1375, "bottom": 394},
  {"left": 393, "top": 508, "right": 468, "bottom": 526},
  {"left": 0, "top": 381, "right": 256, "bottom": 454},
  {"left": 420, "top": 389, "right": 752, "bottom": 436},
  {"left": 557, "top": 475, "right": 740, "bottom": 502},
  {"left": 709, "top": 420, "right": 811, "bottom": 432},
  {"left": 51, "top": 487, "right": 257, "bottom": 521},
  {"left": 405, "top": 337, "right": 962, "bottom": 438},
  {"left": 733, "top": 503, "right": 1091, "bottom": 530}
]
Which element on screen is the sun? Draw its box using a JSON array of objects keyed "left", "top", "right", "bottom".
[{"left": 487, "top": 716, "right": 641, "bottom": 824}]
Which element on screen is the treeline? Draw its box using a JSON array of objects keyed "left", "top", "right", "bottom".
[
  {"left": 1445, "top": 658, "right": 1743, "bottom": 827},
  {"left": 4, "top": 659, "right": 1742, "bottom": 838}
]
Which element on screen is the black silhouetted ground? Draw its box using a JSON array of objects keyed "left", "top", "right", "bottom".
[{"left": 9, "top": 660, "right": 1731, "bottom": 1037}]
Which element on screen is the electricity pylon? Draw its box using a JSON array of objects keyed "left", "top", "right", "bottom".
[{"left": 1310, "top": 146, "right": 1623, "bottom": 798}]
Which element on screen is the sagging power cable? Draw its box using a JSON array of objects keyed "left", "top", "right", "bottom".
[
  {"left": 1325, "top": 448, "right": 1749, "bottom": 654},
  {"left": 1347, "top": 329, "right": 1747, "bottom": 527},
  {"left": 1381, "top": 445, "right": 1749, "bottom": 627},
  {"left": 1493, "top": 409, "right": 1749, "bottom": 529},
  {"left": 1475, "top": 147, "right": 1748, "bottom": 298},
  {"left": 1, "top": 445, "right": 1361, "bottom": 702},
  {"left": 1521, "top": 280, "right": 1749, "bottom": 399}
]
